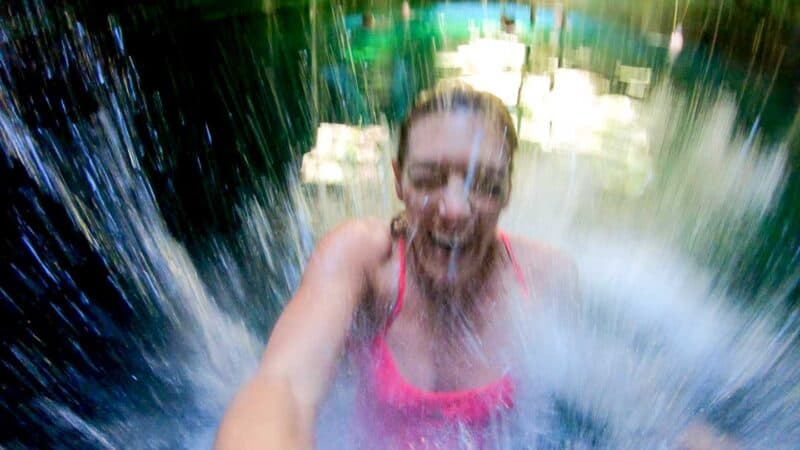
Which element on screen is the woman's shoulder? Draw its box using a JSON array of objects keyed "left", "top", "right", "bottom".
[
  {"left": 316, "top": 218, "right": 393, "bottom": 267},
  {"left": 503, "top": 232, "right": 579, "bottom": 303},
  {"left": 317, "top": 219, "right": 397, "bottom": 332},
  {"left": 504, "top": 233, "right": 575, "bottom": 270}
]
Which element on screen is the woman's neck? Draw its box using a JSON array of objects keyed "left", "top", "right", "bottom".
[{"left": 408, "top": 241, "right": 503, "bottom": 339}]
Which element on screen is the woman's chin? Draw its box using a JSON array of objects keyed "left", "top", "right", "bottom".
[
  {"left": 412, "top": 239, "right": 489, "bottom": 288},
  {"left": 419, "top": 255, "right": 481, "bottom": 288}
]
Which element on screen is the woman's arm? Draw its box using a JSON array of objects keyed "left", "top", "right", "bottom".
[
  {"left": 215, "top": 220, "right": 386, "bottom": 449},
  {"left": 215, "top": 376, "right": 315, "bottom": 449}
]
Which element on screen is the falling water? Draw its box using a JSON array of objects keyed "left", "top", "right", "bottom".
[{"left": 1, "top": 1, "right": 799, "bottom": 449}]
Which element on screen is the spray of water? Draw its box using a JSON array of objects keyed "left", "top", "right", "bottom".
[
  {"left": 0, "top": 6, "right": 308, "bottom": 447},
  {"left": 1, "top": 1, "right": 799, "bottom": 449},
  {"left": 497, "top": 80, "right": 798, "bottom": 447}
]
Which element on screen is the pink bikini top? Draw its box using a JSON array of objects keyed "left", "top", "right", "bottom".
[{"left": 355, "top": 232, "right": 527, "bottom": 447}]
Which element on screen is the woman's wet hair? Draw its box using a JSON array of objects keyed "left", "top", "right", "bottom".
[
  {"left": 391, "top": 83, "right": 518, "bottom": 238},
  {"left": 396, "top": 82, "right": 519, "bottom": 172}
]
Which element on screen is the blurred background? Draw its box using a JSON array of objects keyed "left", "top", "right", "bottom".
[{"left": 1, "top": 0, "right": 799, "bottom": 448}]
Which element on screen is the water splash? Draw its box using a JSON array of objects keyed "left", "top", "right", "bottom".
[
  {"left": 495, "top": 77, "right": 797, "bottom": 448},
  {"left": 1, "top": 1, "right": 799, "bottom": 449},
  {"left": 1, "top": 6, "right": 306, "bottom": 447}
]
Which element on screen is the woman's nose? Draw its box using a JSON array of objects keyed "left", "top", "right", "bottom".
[{"left": 438, "top": 176, "right": 471, "bottom": 219}]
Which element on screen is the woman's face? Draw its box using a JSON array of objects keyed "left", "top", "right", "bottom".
[{"left": 395, "top": 110, "right": 511, "bottom": 286}]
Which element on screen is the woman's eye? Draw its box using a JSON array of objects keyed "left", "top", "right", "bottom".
[
  {"left": 473, "top": 179, "right": 503, "bottom": 197},
  {"left": 411, "top": 173, "right": 445, "bottom": 189}
]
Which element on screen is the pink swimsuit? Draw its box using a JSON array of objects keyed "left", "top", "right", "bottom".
[{"left": 355, "top": 233, "right": 526, "bottom": 448}]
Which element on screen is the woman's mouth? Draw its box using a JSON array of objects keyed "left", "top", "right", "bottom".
[{"left": 429, "top": 231, "right": 466, "bottom": 252}]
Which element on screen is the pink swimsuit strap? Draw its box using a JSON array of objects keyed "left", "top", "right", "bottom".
[{"left": 499, "top": 230, "right": 529, "bottom": 296}]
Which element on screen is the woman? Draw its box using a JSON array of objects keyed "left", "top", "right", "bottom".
[
  {"left": 214, "top": 83, "right": 738, "bottom": 449},
  {"left": 215, "top": 84, "right": 578, "bottom": 448}
]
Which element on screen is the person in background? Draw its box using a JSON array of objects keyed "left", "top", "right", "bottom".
[{"left": 362, "top": 11, "right": 375, "bottom": 29}]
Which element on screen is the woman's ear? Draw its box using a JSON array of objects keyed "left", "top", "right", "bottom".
[{"left": 392, "top": 160, "right": 403, "bottom": 199}]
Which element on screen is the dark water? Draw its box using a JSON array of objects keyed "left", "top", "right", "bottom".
[{"left": 1, "top": 0, "right": 799, "bottom": 448}]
